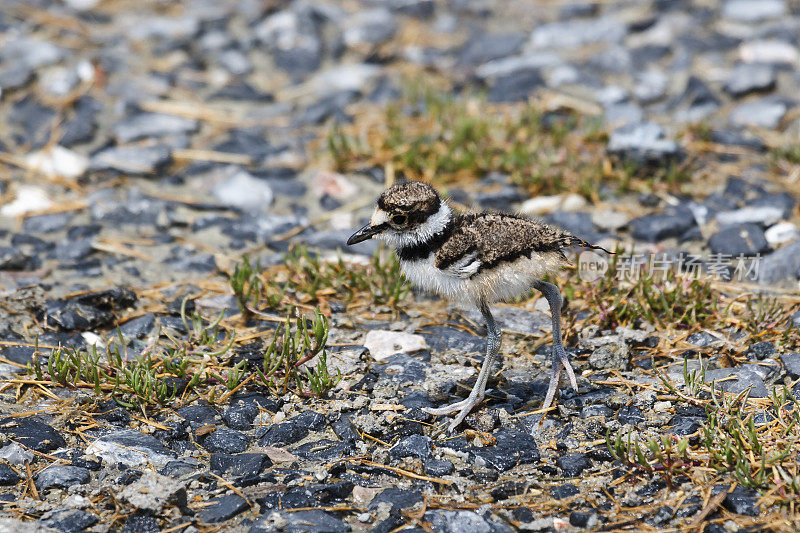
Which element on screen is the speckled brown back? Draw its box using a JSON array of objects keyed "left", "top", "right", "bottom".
[{"left": 435, "top": 212, "right": 590, "bottom": 272}]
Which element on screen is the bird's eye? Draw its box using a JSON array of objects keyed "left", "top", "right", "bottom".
[{"left": 391, "top": 214, "right": 407, "bottom": 225}]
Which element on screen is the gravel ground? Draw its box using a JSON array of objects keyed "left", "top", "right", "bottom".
[{"left": 0, "top": 0, "right": 799, "bottom": 532}]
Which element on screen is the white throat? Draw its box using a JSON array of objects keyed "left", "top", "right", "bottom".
[{"left": 378, "top": 203, "right": 452, "bottom": 251}]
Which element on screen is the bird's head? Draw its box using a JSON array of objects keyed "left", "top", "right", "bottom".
[{"left": 347, "top": 181, "right": 448, "bottom": 247}]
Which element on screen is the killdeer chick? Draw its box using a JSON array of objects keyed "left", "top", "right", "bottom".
[{"left": 347, "top": 181, "right": 607, "bottom": 432}]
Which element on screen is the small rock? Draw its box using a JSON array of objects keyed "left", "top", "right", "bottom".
[
  {"left": 469, "top": 428, "right": 540, "bottom": 472},
  {"left": 730, "top": 98, "right": 788, "bottom": 129},
  {"left": 458, "top": 33, "right": 525, "bottom": 66},
  {"left": 0, "top": 464, "right": 21, "bottom": 486},
  {"left": 425, "top": 458, "right": 455, "bottom": 476},
  {"left": 25, "top": 146, "right": 88, "bottom": 181},
  {"left": 250, "top": 510, "right": 349, "bottom": 533},
  {"left": 210, "top": 453, "right": 271, "bottom": 478},
  {"left": 211, "top": 167, "right": 274, "bottom": 211},
  {"left": 201, "top": 427, "right": 250, "bottom": 454},
  {"left": 258, "top": 411, "right": 325, "bottom": 447},
  {"left": 724, "top": 64, "right": 776, "bottom": 97},
  {"left": 704, "top": 367, "right": 768, "bottom": 397},
  {"left": 424, "top": 510, "right": 499, "bottom": 533},
  {"left": 608, "top": 122, "right": 680, "bottom": 163},
  {"left": 343, "top": 9, "right": 397, "bottom": 48},
  {"left": 389, "top": 434, "right": 432, "bottom": 460},
  {"left": 716, "top": 206, "right": 783, "bottom": 227},
  {"left": 617, "top": 405, "right": 645, "bottom": 425},
  {"left": 757, "top": 241, "right": 800, "bottom": 284},
  {"left": 0, "top": 185, "right": 54, "bottom": 217},
  {"left": 589, "top": 344, "right": 628, "bottom": 370},
  {"left": 550, "top": 483, "right": 579, "bottom": 499},
  {"left": 222, "top": 402, "right": 259, "bottom": 430},
  {"left": 487, "top": 68, "right": 544, "bottom": 102},
  {"left": 739, "top": 39, "right": 798, "bottom": 65},
  {"left": 119, "top": 471, "right": 187, "bottom": 513},
  {"left": 529, "top": 17, "right": 626, "bottom": 49},
  {"left": 113, "top": 113, "right": 198, "bottom": 143},
  {"left": 556, "top": 453, "right": 589, "bottom": 477},
  {"left": 36, "top": 465, "right": 91, "bottom": 490},
  {"left": 781, "top": 353, "right": 800, "bottom": 379},
  {"left": 90, "top": 145, "right": 171, "bottom": 175},
  {"left": 364, "top": 330, "right": 427, "bottom": 361},
  {"left": 722, "top": 0, "right": 785, "bottom": 22},
  {"left": 708, "top": 223, "right": 770, "bottom": 256},
  {"left": 86, "top": 429, "right": 175, "bottom": 467},
  {"left": 0, "top": 417, "right": 66, "bottom": 452},
  {"left": 723, "top": 485, "right": 760, "bottom": 516},
  {"left": 40, "top": 509, "right": 98, "bottom": 533},
  {"left": 200, "top": 494, "right": 250, "bottom": 523}
]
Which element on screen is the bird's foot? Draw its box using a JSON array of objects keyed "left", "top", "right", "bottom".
[
  {"left": 540, "top": 346, "right": 579, "bottom": 412},
  {"left": 423, "top": 394, "right": 484, "bottom": 433}
]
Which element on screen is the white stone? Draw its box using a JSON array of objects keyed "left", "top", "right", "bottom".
[
  {"left": 519, "top": 194, "right": 586, "bottom": 215},
  {"left": 739, "top": 39, "right": 799, "bottom": 65},
  {"left": 25, "top": 146, "right": 88, "bottom": 181},
  {"left": 309, "top": 64, "right": 382, "bottom": 95},
  {"left": 591, "top": 210, "right": 629, "bottom": 231},
  {"left": 363, "top": 330, "right": 427, "bottom": 361},
  {"left": 0, "top": 186, "right": 54, "bottom": 217},
  {"left": 0, "top": 442, "right": 34, "bottom": 465},
  {"left": 716, "top": 206, "right": 784, "bottom": 227},
  {"left": 722, "top": 0, "right": 786, "bottom": 22},
  {"left": 765, "top": 222, "right": 800, "bottom": 246},
  {"left": 211, "top": 168, "right": 273, "bottom": 211}
]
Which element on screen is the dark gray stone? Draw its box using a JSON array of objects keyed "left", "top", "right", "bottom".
[
  {"left": 781, "top": 353, "right": 800, "bottom": 379},
  {"left": 724, "top": 63, "right": 776, "bottom": 97},
  {"left": 90, "top": 145, "right": 172, "bottom": 175},
  {"left": 114, "top": 113, "right": 198, "bottom": 143},
  {"left": 0, "top": 417, "right": 66, "bottom": 452},
  {"left": 200, "top": 494, "right": 250, "bottom": 523},
  {"left": 458, "top": 33, "right": 525, "bottom": 66},
  {"left": 550, "top": 483, "right": 580, "bottom": 499},
  {"left": 250, "top": 510, "right": 350, "bottom": 533},
  {"left": 201, "top": 427, "right": 250, "bottom": 454},
  {"left": 556, "top": 453, "right": 589, "bottom": 477},
  {"left": 757, "top": 241, "right": 800, "bottom": 284},
  {"left": 258, "top": 410, "right": 326, "bottom": 447},
  {"left": 211, "top": 453, "right": 271, "bottom": 478},
  {"left": 608, "top": 122, "right": 680, "bottom": 163},
  {"left": 730, "top": 97, "right": 789, "bottom": 129},
  {"left": 704, "top": 367, "right": 768, "bottom": 397},
  {"left": 425, "top": 458, "right": 455, "bottom": 476},
  {"left": 617, "top": 405, "right": 645, "bottom": 425},
  {"left": 424, "top": 509, "right": 511, "bottom": 533},
  {"left": 223, "top": 402, "right": 259, "bottom": 430},
  {"left": 469, "top": 428, "right": 540, "bottom": 472},
  {"left": 708, "top": 223, "right": 770, "bottom": 256},
  {"left": 119, "top": 314, "right": 156, "bottom": 339},
  {"left": 40, "top": 509, "right": 98, "bottom": 532},
  {"left": 0, "top": 247, "right": 35, "bottom": 271},
  {"left": 723, "top": 485, "right": 760, "bottom": 516},
  {"left": 389, "top": 434, "right": 432, "bottom": 460},
  {"left": 487, "top": 68, "right": 544, "bottom": 102},
  {"left": 36, "top": 465, "right": 91, "bottom": 490},
  {"left": 0, "top": 464, "right": 21, "bottom": 486},
  {"left": 630, "top": 212, "right": 697, "bottom": 242}
]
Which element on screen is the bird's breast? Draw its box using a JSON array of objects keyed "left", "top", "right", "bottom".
[{"left": 399, "top": 255, "right": 468, "bottom": 302}]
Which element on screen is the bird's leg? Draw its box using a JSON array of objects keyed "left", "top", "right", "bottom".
[
  {"left": 533, "top": 281, "right": 578, "bottom": 411},
  {"left": 424, "top": 301, "right": 501, "bottom": 433}
]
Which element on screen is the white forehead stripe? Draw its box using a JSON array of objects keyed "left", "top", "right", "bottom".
[{"left": 370, "top": 209, "right": 389, "bottom": 226}]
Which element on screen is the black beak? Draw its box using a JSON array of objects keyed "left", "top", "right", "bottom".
[{"left": 347, "top": 223, "right": 386, "bottom": 245}]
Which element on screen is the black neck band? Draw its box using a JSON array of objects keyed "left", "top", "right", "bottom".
[{"left": 395, "top": 218, "right": 454, "bottom": 262}]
